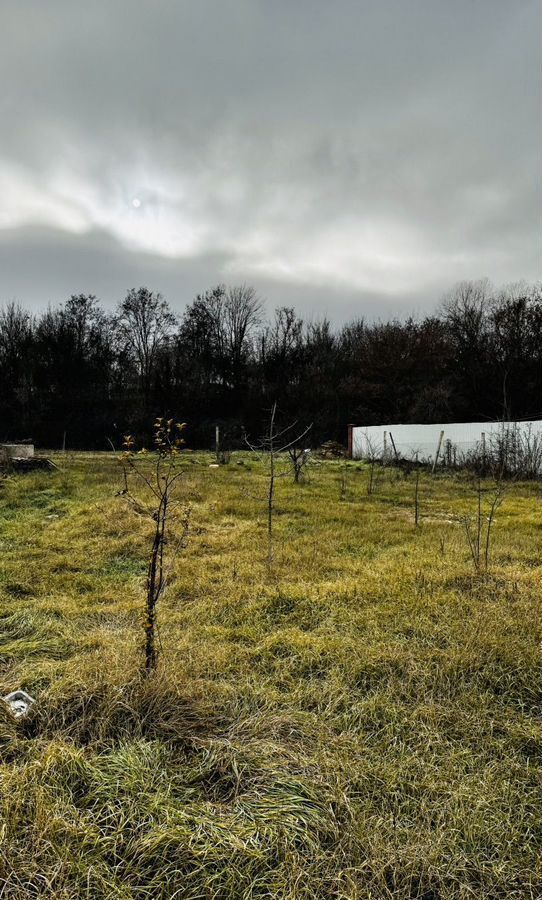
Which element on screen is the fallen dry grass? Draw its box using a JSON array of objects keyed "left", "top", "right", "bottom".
[{"left": 0, "top": 453, "right": 540, "bottom": 898}]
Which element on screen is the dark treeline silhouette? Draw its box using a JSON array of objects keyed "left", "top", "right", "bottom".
[{"left": 1, "top": 279, "right": 541, "bottom": 449}]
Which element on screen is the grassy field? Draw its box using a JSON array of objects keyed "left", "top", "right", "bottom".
[{"left": 0, "top": 453, "right": 540, "bottom": 899}]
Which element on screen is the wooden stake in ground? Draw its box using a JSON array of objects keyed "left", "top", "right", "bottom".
[
  {"left": 389, "top": 432, "right": 400, "bottom": 464},
  {"left": 432, "top": 430, "right": 445, "bottom": 474}
]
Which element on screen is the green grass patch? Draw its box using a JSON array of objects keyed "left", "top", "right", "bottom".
[{"left": 0, "top": 453, "right": 540, "bottom": 898}]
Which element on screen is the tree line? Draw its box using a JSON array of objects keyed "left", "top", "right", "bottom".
[{"left": 1, "top": 279, "right": 541, "bottom": 450}]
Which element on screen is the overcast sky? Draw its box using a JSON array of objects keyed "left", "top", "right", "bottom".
[{"left": 1, "top": 0, "right": 540, "bottom": 321}]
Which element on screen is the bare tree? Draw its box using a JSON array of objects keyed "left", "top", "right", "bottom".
[
  {"left": 441, "top": 278, "right": 492, "bottom": 324},
  {"left": 263, "top": 307, "right": 303, "bottom": 361},
  {"left": 0, "top": 302, "right": 33, "bottom": 365},
  {"left": 224, "top": 285, "right": 263, "bottom": 371},
  {"left": 179, "top": 284, "right": 262, "bottom": 389},
  {"left": 115, "top": 288, "right": 176, "bottom": 406}
]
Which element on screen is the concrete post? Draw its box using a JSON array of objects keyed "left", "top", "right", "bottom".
[{"left": 347, "top": 424, "right": 354, "bottom": 459}]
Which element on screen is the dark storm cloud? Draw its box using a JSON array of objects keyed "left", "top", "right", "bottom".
[{"left": 1, "top": 0, "right": 540, "bottom": 319}]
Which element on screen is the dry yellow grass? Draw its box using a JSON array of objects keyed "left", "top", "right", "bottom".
[{"left": 0, "top": 453, "right": 540, "bottom": 898}]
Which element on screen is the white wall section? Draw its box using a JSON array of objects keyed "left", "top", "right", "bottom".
[{"left": 351, "top": 420, "right": 542, "bottom": 465}]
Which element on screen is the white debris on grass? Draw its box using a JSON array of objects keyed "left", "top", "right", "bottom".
[{"left": 2, "top": 690, "right": 35, "bottom": 718}]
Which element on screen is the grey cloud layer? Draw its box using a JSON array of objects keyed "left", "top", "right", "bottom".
[{"left": 1, "top": 0, "right": 540, "bottom": 317}]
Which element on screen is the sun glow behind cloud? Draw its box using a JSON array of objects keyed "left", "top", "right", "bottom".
[
  {"left": 0, "top": 155, "right": 526, "bottom": 299},
  {"left": 1, "top": 161, "right": 210, "bottom": 259},
  {"left": 0, "top": 0, "right": 540, "bottom": 312}
]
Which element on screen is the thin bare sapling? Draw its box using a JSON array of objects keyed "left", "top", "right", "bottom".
[
  {"left": 462, "top": 475, "right": 505, "bottom": 573},
  {"left": 245, "top": 404, "right": 311, "bottom": 567},
  {"left": 288, "top": 444, "right": 311, "bottom": 484},
  {"left": 414, "top": 452, "right": 420, "bottom": 527},
  {"left": 117, "top": 419, "right": 191, "bottom": 674},
  {"left": 364, "top": 435, "right": 381, "bottom": 496},
  {"left": 339, "top": 457, "right": 348, "bottom": 501}
]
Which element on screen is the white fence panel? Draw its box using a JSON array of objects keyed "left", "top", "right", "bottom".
[{"left": 351, "top": 420, "right": 542, "bottom": 466}]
